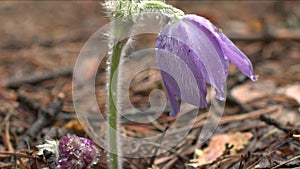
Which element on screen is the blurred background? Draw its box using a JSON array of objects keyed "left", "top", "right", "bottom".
[{"left": 0, "top": 1, "right": 299, "bottom": 85}]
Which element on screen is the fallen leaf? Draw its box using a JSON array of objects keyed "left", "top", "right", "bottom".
[
  {"left": 277, "top": 84, "right": 300, "bottom": 105},
  {"left": 63, "top": 119, "right": 84, "bottom": 132},
  {"left": 231, "top": 80, "right": 276, "bottom": 103},
  {"left": 189, "top": 132, "right": 253, "bottom": 168}
]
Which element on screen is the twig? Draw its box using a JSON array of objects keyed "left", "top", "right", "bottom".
[
  {"left": 0, "top": 162, "right": 13, "bottom": 168},
  {"left": 0, "top": 151, "right": 38, "bottom": 159},
  {"left": 149, "top": 116, "right": 165, "bottom": 132},
  {"left": 5, "top": 121, "right": 14, "bottom": 152},
  {"left": 3, "top": 113, "right": 14, "bottom": 152},
  {"left": 149, "top": 127, "right": 169, "bottom": 168},
  {"left": 160, "top": 144, "right": 191, "bottom": 169},
  {"left": 271, "top": 154, "right": 300, "bottom": 169},
  {"left": 154, "top": 156, "right": 173, "bottom": 166},
  {"left": 2, "top": 67, "right": 73, "bottom": 88},
  {"left": 16, "top": 97, "right": 63, "bottom": 150},
  {"left": 169, "top": 106, "right": 281, "bottom": 136},
  {"left": 141, "top": 141, "right": 188, "bottom": 162},
  {"left": 162, "top": 157, "right": 178, "bottom": 169},
  {"left": 17, "top": 89, "right": 43, "bottom": 111},
  {"left": 260, "top": 114, "right": 300, "bottom": 133}
]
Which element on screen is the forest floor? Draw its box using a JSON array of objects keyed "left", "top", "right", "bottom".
[{"left": 0, "top": 1, "right": 299, "bottom": 169}]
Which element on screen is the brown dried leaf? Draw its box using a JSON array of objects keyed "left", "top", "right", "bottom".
[
  {"left": 62, "top": 119, "right": 84, "bottom": 132},
  {"left": 277, "top": 84, "right": 300, "bottom": 105},
  {"left": 231, "top": 80, "right": 276, "bottom": 103},
  {"left": 189, "top": 132, "right": 253, "bottom": 167}
]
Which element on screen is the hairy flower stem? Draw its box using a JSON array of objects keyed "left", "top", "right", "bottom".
[
  {"left": 104, "top": 1, "right": 184, "bottom": 168},
  {"left": 108, "top": 41, "right": 121, "bottom": 169},
  {"left": 107, "top": 19, "right": 131, "bottom": 169}
]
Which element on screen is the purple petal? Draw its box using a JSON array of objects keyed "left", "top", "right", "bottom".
[
  {"left": 161, "top": 71, "right": 181, "bottom": 116},
  {"left": 184, "top": 15, "right": 257, "bottom": 81},
  {"left": 157, "top": 21, "right": 225, "bottom": 115},
  {"left": 157, "top": 15, "right": 228, "bottom": 102},
  {"left": 156, "top": 45, "right": 208, "bottom": 116},
  {"left": 180, "top": 16, "right": 229, "bottom": 99},
  {"left": 156, "top": 14, "right": 256, "bottom": 116},
  {"left": 217, "top": 33, "right": 257, "bottom": 81}
]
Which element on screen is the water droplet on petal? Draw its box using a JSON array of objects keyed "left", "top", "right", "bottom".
[
  {"left": 215, "top": 91, "right": 226, "bottom": 101},
  {"left": 250, "top": 74, "right": 258, "bottom": 81},
  {"left": 217, "top": 96, "right": 225, "bottom": 101}
]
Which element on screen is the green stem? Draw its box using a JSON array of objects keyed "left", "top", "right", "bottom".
[
  {"left": 108, "top": 41, "right": 122, "bottom": 169},
  {"left": 104, "top": 1, "right": 183, "bottom": 168},
  {"left": 107, "top": 19, "right": 132, "bottom": 169}
]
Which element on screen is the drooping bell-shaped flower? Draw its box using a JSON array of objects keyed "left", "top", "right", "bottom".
[{"left": 156, "top": 14, "right": 257, "bottom": 116}]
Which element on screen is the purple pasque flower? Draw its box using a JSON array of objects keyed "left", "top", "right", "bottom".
[
  {"left": 58, "top": 134, "right": 99, "bottom": 169},
  {"left": 156, "top": 14, "right": 257, "bottom": 116}
]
